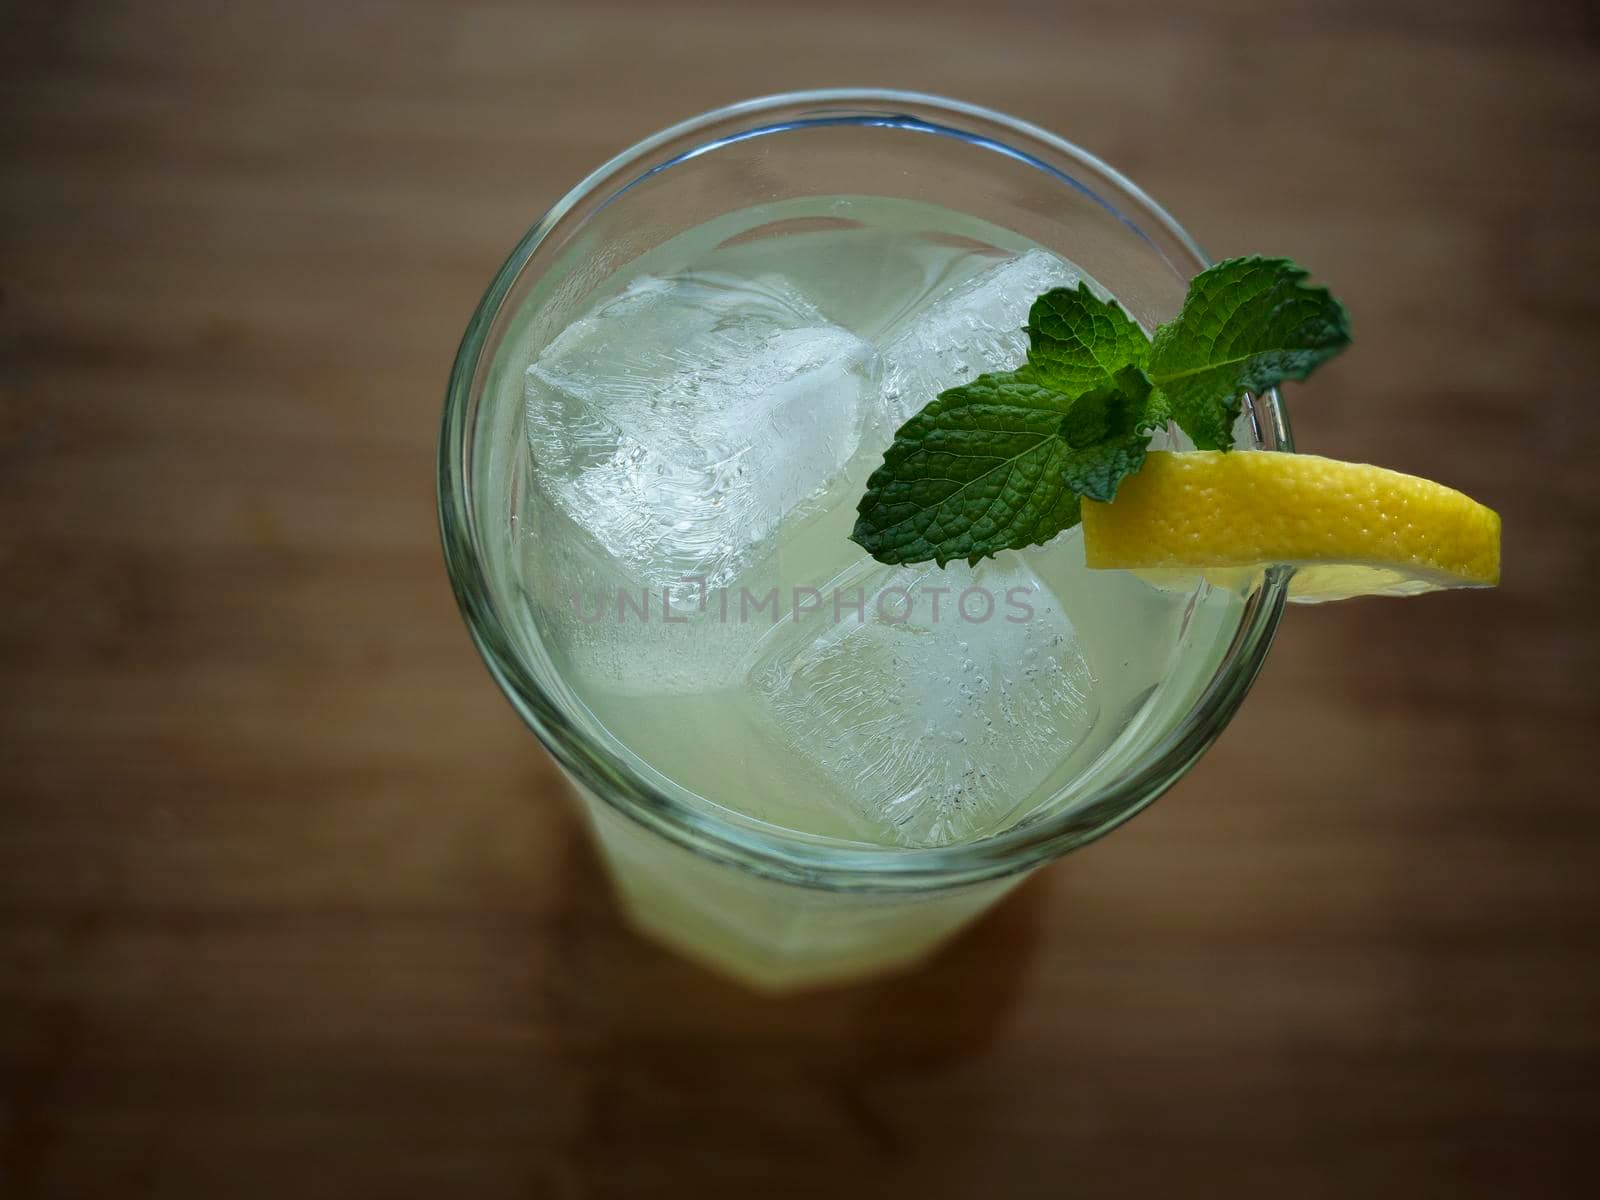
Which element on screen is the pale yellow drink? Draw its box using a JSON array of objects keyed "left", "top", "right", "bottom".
[{"left": 492, "top": 197, "right": 1244, "bottom": 988}]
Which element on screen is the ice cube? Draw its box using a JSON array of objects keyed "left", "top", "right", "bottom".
[
  {"left": 879, "top": 248, "right": 1086, "bottom": 423},
  {"left": 526, "top": 272, "right": 881, "bottom": 591},
  {"left": 747, "top": 554, "right": 1100, "bottom": 847}
]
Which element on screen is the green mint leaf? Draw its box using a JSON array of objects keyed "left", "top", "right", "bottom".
[
  {"left": 1022, "top": 283, "right": 1150, "bottom": 394},
  {"left": 1112, "top": 364, "right": 1167, "bottom": 433},
  {"left": 1056, "top": 369, "right": 1150, "bottom": 447},
  {"left": 1056, "top": 375, "right": 1158, "bottom": 503},
  {"left": 1148, "top": 256, "right": 1351, "bottom": 450},
  {"left": 849, "top": 254, "right": 1353, "bottom": 567},
  {"left": 850, "top": 372, "right": 1083, "bottom": 566},
  {"left": 1059, "top": 434, "right": 1148, "bottom": 504}
]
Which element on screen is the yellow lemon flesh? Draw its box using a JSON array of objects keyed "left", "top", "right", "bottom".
[{"left": 1082, "top": 451, "right": 1501, "bottom": 604}]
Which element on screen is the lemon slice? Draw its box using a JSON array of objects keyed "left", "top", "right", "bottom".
[{"left": 1082, "top": 451, "right": 1501, "bottom": 603}]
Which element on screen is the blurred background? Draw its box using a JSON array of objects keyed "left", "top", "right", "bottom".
[{"left": 2, "top": 1, "right": 1596, "bottom": 1196}]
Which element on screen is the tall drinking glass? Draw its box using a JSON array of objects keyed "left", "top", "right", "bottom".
[{"left": 439, "top": 91, "right": 1290, "bottom": 991}]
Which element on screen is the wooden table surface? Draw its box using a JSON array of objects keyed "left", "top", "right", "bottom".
[{"left": 3, "top": 2, "right": 1597, "bottom": 1196}]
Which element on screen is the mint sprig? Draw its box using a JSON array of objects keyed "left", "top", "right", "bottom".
[{"left": 851, "top": 256, "right": 1350, "bottom": 566}]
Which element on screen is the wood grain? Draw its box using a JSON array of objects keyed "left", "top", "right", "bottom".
[{"left": 2, "top": 1, "right": 1597, "bottom": 1196}]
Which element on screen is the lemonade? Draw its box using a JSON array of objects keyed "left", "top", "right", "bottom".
[
  {"left": 443, "top": 94, "right": 1499, "bottom": 990},
  {"left": 471, "top": 197, "right": 1242, "bottom": 984},
  {"left": 443, "top": 92, "right": 1303, "bottom": 992},
  {"left": 512, "top": 197, "right": 1245, "bottom": 849}
]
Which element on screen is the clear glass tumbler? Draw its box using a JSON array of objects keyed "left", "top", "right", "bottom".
[{"left": 438, "top": 90, "right": 1291, "bottom": 992}]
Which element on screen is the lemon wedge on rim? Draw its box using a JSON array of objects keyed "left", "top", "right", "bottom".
[{"left": 1082, "top": 450, "right": 1501, "bottom": 603}]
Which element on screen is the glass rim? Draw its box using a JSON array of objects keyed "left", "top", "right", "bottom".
[{"left": 438, "top": 88, "right": 1291, "bottom": 892}]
